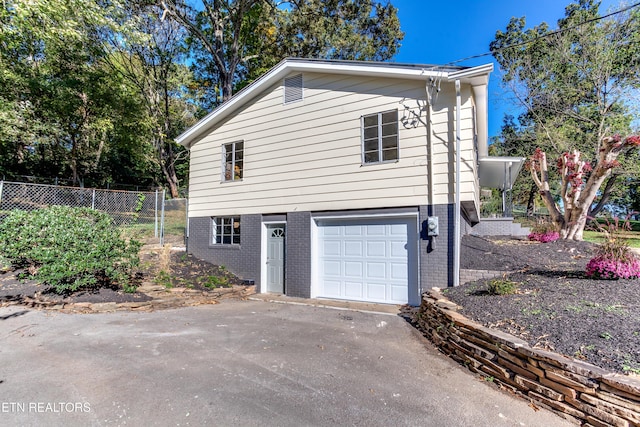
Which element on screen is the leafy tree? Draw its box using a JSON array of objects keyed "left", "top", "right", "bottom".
[
  {"left": 272, "top": 0, "right": 403, "bottom": 62},
  {"left": 490, "top": 0, "right": 640, "bottom": 239},
  {"left": 161, "top": 0, "right": 404, "bottom": 104},
  {"left": 106, "top": 2, "right": 198, "bottom": 197},
  {"left": 0, "top": 0, "right": 193, "bottom": 193},
  {"left": 1, "top": 0, "right": 403, "bottom": 194},
  {"left": 0, "top": 0, "right": 142, "bottom": 186},
  {"left": 488, "top": 115, "right": 541, "bottom": 216}
]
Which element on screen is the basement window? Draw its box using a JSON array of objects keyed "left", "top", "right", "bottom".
[{"left": 211, "top": 217, "right": 241, "bottom": 245}]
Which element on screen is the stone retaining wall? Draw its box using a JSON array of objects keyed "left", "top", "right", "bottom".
[{"left": 416, "top": 288, "right": 640, "bottom": 426}]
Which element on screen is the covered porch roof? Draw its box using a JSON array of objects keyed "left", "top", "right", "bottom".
[{"left": 478, "top": 156, "right": 525, "bottom": 190}]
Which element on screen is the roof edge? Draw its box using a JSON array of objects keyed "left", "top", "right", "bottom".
[{"left": 177, "top": 59, "right": 493, "bottom": 148}]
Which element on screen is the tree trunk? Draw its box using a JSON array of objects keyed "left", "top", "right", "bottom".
[
  {"left": 588, "top": 173, "right": 617, "bottom": 218},
  {"left": 156, "top": 134, "right": 180, "bottom": 199},
  {"left": 526, "top": 184, "right": 537, "bottom": 217},
  {"left": 529, "top": 149, "right": 565, "bottom": 231},
  {"left": 161, "top": 157, "right": 180, "bottom": 198},
  {"left": 70, "top": 136, "right": 79, "bottom": 185},
  {"left": 162, "top": 163, "right": 180, "bottom": 198},
  {"left": 562, "top": 204, "right": 590, "bottom": 240}
]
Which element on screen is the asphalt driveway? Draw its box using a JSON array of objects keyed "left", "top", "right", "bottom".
[{"left": 0, "top": 300, "right": 572, "bottom": 426}]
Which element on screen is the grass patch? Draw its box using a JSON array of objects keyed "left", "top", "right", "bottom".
[
  {"left": 487, "top": 277, "right": 519, "bottom": 295},
  {"left": 154, "top": 270, "right": 174, "bottom": 288},
  {"left": 582, "top": 230, "right": 640, "bottom": 248},
  {"left": 119, "top": 211, "right": 186, "bottom": 241}
]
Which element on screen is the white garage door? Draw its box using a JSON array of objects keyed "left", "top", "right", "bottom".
[{"left": 317, "top": 217, "right": 417, "bottom": 305}]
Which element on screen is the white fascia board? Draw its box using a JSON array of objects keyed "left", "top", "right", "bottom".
[
  {"left": 479, "top": 155, "right": 525, "bottom": 163},
  {"left": 286, "top": 60, "right": 448, "bottom": 80},
  {"left": 447, "top": 63, "right": 493, "bottom": 85},
  {"left": 177, "top": 59, "right": 493, "bottom": 148}
]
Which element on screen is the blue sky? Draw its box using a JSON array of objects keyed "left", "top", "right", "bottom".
[{"left": 391, "top": 0, "right": 619, "bottom": 137}]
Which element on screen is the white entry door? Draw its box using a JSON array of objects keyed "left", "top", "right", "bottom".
[
  {"left": 317, "top": 217, "right": 417, "bottom": 304},
  {"left": 266, "top": 224, "right": 285, "bottom": 293}
]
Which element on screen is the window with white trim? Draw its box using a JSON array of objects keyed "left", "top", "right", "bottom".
[
  {"left": 362, "top": 110, "right": 398, "bottom": 164},
  {"left": 211, "top": 217, "right": 241, "bottom": 245},
  {"left": 222, "top": 141, "right": 243, "bottom": 181}
]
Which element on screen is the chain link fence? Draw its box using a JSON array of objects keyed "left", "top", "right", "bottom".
[
  {"left": 161, "top": 198, "right": 188, "bottom": 247},
  {"left": 0, "top": 181, "right": 187, "bottom": 246}
]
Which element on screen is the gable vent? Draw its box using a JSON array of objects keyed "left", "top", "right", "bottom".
[{"left": 283, "top": 74, "right": 303, "bottom": 104}]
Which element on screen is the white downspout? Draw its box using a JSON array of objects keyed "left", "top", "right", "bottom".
[
  {"left": 453, "top": 79, "right": 461, "bottom": 287},
  {"left": 425, "top": 82, "right": 434, "bottom": 208},
  {"left": 423, "top": 80, "right": 435, "bottom": 299}
]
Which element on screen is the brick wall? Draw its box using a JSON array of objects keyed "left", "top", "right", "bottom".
[
  {"left": 187, "top": 215, "right": 261, "bottom": 286},
  {"left": 469, "top": 217, "right": 530, "bottom": 237},
  {"left": 284, "top": 211, "right": 312, "bottom": 298},
  {"left": 460, "top": 269, "right": 512, "bottom": 284},
  {"left": 188, "top": 206, "right": 472, "bottom": 300},
  {"left": 416, "top": 288, "right": 640, "bottom": 426},
  {"left": 419, "top": 204, "right": 455, "bottom": 290}
]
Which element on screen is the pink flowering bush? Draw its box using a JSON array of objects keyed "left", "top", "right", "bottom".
[
  {"left": 585, "top": 216, "right": 640, "bottom": 280},
  {"left": 528, "top": 221, "right": 560, "bottom": 243},
  {"left": 528, "top": 231, "right": 561, "bottom": 243},
  {"left": 586, "top": 256, "right": 640, "bottom": 280}
]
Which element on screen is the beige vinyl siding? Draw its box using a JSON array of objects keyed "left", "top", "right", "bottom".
[
  {"left": 188, "top": 72, "right": 478, "bottom": 217},
  {"left": 428, "top": 84, "right": 478, "bottom": 206}
]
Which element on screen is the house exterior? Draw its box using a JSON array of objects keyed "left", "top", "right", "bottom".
[{"left": 177, "top": 58, "right": 519, "bottom": 306}]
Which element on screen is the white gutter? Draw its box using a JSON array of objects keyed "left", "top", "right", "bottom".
[
  {"left": 453, "top": 79, "right": 461, "bottom": 287},
  {"left": 425, "top": 78, "right": 439, "bottom": 209},
  {"left": 447, "top": 63, "right": 493, "bottom": 82}
]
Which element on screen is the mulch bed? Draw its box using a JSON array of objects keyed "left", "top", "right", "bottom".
[
  {"left": 0, "top": 249, "right": 247, "bottom": 307},
  {"left": 0, "top": 268, "right": 152, "bottom": 305},
  {"left": 164, "top": 252, "right": 248, "bottom": 290},
  {"left": 445, "top": 235, "right": 640, "bottom": 375}
]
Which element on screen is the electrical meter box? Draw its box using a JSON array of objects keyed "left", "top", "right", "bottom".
[{"left": 427, "top": 216, "right": 439, "bottom": 236}]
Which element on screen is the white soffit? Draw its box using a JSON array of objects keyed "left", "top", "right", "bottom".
[{"left": 478, "top": 156, "right": 525, "bottom": 190}]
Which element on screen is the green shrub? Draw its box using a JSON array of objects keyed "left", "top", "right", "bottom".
[
  {"left": 487, "top": 277, "right": 519, "bottom": 295},
  {"left": 0, "top": 206, "right": 141, "bottom": 294},
  {"left": 203, "top": 275, "right": 230, "bottom": 289},
  {"left": 154, "top": 270, "right": 174, "bottom": 288}
]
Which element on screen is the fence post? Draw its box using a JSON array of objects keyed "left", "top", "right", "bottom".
[
  {"left": 160, "top": 189, "right": 166, "bottom": 246},
  {"left": 154, "top": 190, "right": 158, "bottom": 238},
  {"left": 92, "top": 189, "right": 96, "bottom": 210},
  {"left": 0, "top": 180, "right": 3, "bottom": 207}
]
